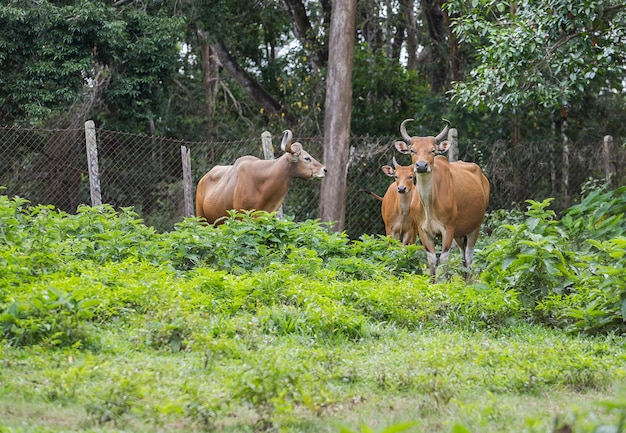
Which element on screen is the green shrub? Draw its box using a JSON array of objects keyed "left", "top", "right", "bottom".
[
  {"left": 565, "top": 237, "right": 626, "bottom": 333},
  {"left": 479, "top": 199, "right": 580, "bottom": 310},
  {"left": 562, "top": 181, "right": 626, "bottom": 248},
  {"left": 1, "top": 284, "right": 100, "bottom": 348}
]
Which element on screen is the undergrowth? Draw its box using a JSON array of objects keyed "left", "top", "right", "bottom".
[{"left": 1, "top": 181, "right": 626, "bottom": 432}]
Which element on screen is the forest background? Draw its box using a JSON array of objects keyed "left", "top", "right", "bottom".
[{"left": 0, "top": 0, "right": 625, "bottom": 230}]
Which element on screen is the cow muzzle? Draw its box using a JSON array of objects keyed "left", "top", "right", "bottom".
[
  {"left": 414, "top": 161, "right": 429, "bottom": 173},
  {"left": 314, "top": 167, "right": 328, "bottom": 178},
  {"left": 397, "top": 185, "right": 407, "bottom": 194}
]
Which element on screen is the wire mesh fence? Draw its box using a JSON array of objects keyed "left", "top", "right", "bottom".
[{"left": 1, "top": 124, "right": 623, "bottom": 238}]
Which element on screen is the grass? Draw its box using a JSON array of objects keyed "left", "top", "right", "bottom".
[{"left": 1, "top": 321, "right": 625, "bottom": 432}]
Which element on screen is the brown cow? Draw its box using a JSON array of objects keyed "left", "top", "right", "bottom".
[
  {"left": 394, "top": 119, "right": 490, "bottom": 279},
  {"left": 195, "top": 130, "right": 326, "bottom": 224},
  {"left": 361, "top": 157, "right": 417, "bottom": 245}
]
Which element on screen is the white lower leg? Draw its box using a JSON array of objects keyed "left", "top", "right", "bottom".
[
  {"left": 439, "top": 250, "right": 450, "bottom": 275},
  {"left": 427, "top": 251, "right": 437, "bottom": 277}
]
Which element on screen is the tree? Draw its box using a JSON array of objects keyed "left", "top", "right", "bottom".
[
  {"left": 0, "top": 0, "right": 183, "bottom": 130},
  {"left": 446, "top": 0, "right": 626, "bottom": 115},
  {"left": 319, "top": 0, "right": 357, "bottom": 231},
  {"left": 445, "top": 0, "right": 626, "bottom": 206}
]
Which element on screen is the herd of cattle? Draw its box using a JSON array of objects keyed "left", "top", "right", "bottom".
[{"left": 195, "top": 120, "right": 490, "bottom": 280}]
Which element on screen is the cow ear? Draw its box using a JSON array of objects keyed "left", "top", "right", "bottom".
[
  {"left": 381, "top": 165, "right": 395, "bottom": 177},
  {"left": 436, "top": 140, "right": 451, "bottom": 154},
  {"left": 394, "top": 141, "right": 410, "bottom": 154},
  {"left": 289, "top": 142, "right": 303, "bottom": 155}
]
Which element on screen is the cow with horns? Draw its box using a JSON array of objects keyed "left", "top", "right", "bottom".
[
  {"left": 195, "top": 130, "right": 327, "bottom": 224},
  {"left": 360, "top": 157, "right": 417, "bottom": 245},
  {"left": 394, "top": 119, "right": 490, "bottom": 279}
]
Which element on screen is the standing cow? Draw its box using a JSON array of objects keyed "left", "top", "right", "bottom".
[
  {"left": 394, "top": 119, "right": 490, "bottom": 279},
  {"left": 361, "top": 157, "right": 417, "bottom": 245},
  {"left": 195, "top": 130, "right": 327, "bottom": 224}
]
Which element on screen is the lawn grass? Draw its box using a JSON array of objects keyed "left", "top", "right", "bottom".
[{"left": 2, "top": 321, "right": 624, "bottom": 432}]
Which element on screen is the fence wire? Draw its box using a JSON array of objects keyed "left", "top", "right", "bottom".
[{"left": 1, "top": 125, "right": 623, "bottom": 238}]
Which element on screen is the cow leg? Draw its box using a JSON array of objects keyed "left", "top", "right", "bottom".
[
  {"left": 455, "top": 236, "right": 468, "bottom": 275},
  {"left": 418, "top": 228, "right": 438, "bottom": 279},
  {"left": 463, "top": 227, "right": 482, "bottom": 280},
  {"left": 439, "top": 231, "right": 456, "bottom": 280}
]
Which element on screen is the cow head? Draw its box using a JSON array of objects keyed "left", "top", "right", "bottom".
[
  {"left": 281, "top": 129, "right": 327, "bottom": 178},
  {"left": 382, "top": 157, "right": 415, "bottom": 194},
  {"left": 394, "top": 119, "right": 451, "bottom": 173}
]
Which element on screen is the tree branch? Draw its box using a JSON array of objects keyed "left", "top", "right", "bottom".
[
  {"left": 211, "top": 39, "right": 293, "bottom": 122},
  {"left": 282, "top": 0, "right": 328, "bottom": 70}
]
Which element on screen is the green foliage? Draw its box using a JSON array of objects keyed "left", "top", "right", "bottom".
[
  {"left": 565, "top": 236, "right": 626, "bottom": 333},
  {"left": 562, "top": 182, "right": 626, "bottom": 248},
  {"left": 335, "top": 421, "right": 419, "bottom": 433},
  {"left": 163, "top": 211, "right": 423, "bottom": 278},
  {"left": 0, "top": 0, "right": 183, "bottom": 127},
  {"left": 1, "top": 285, "right": 99, "bottom": 349},
  {"left": 480, "top": 199, "right": 579, "bottom": 309},
  {"left": 446, "top": 0, "right": 625, "bottom": 114},
  {"left": 85, "top": 369, "right": 148, "bottom": 426},
  {"left": 478, "top": 183, "right": 626, "bottom": 333},
  {"left": 351, "top": 45, "right": 432, "bottom": 135},
  {"left": 3, "top": 190, "right": 626, "bottom": 432}
]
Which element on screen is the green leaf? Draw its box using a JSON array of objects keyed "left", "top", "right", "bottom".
[{"left": 451, "top": 423, "right": 472, "bottom": 433}]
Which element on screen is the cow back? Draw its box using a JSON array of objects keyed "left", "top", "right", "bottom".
[{"left": 448, "top": 161, "right": 490, "bottom": 237}]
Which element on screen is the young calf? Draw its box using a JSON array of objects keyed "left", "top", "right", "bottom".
[{"left": 361, "top": 158, "right": 417, "bottom": 245}]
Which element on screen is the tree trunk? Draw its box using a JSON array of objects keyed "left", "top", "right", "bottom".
[
  {"left": 358, "top": 0, "right": 382, "bottom": 52},
  {"left": 562, "top": 121, "right": 571, "bottom": 208},
  {"left": 390, "top": 1, "right": 406, "bottom": 61},
  {"left": 442, "top": 6, "right": 461, "bottom": 82},
  {"left": 403, "top": 0, "right": 419, "bottom": 70},
  {"left": 421, "top": 0, "right": 448, "bottom": 92},
  {"left": 604, "top": 135, "right": 616, "bottom": 188},
  {"left": 319, "top": 0, "right": 357, "bottom": 231},
  {"left": 197, "top": 30, "right": 220, "bottom": 121}
]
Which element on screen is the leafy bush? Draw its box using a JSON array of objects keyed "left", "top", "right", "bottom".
[
  {"left": 562, "top": 182, "right": 626, "bottom": 248},
  {"left": 1, "top": 284, "right": 99, "bottom": 349},
  {"left": 478, "top": 199, "right": 580, "bottom": 309},
  {"left": 162, "top": 211, "right": 424, "bottom": 278},
  {"left": 565, "top": 237, "right": 626, "bottom": 333}
]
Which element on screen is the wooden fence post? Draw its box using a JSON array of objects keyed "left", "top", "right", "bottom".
[
  {"left": 603, "top": 135, "right": 615, "bottom": 188},
  {"left": 447, "top": 128, "right": 458, "bottom": 162},
  {"left": 261, "top": 131, "right": 283, "bottom": 218},
  {"left": 84, "top": 120, "right": 102, "bottom": 206},
  {"left": 181, "top": 145, "right": 194, "bottom": 218}
]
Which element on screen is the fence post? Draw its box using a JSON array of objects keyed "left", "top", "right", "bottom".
[
  {"left": 603, "top": 135, "right": 615, "bottom": 188},
  {"left": 84, "top": 120, "right": 102, "bottom": 206},
  {"left": 447, "top": 128, "right": 458, "bottom": 162},
  {"left": 261, "top": 131, "right": 283, "bottom": 218},
  {"left": 181, "top": 145, "right": 194, "bottom": 218}
]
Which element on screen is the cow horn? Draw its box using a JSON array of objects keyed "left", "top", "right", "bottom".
[
  {"left": 392, "top": 156, "right": 399, "bottom": 168},
  {"left": 400, "top": 118, "right": 413, "bottom": 142},
  {"left": 435, "top": 119, "right": 451, "bottom": 143},
  {"left": 281, "top": 129, "right": 293, "bottom": 153}
]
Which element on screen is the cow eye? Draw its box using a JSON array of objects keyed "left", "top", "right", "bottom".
[{"left": 304, "top": 156, "right": 311, "bottom": 162}]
